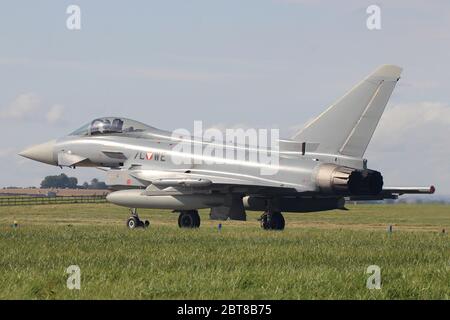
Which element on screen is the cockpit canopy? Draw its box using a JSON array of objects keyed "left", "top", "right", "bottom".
[{"left": 70, "top": 117, "right": 159, "bottom": 137}]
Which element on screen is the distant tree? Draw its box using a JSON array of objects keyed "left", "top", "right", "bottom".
[
  {"left": 40, "top": 176, "right": 57, "bottom": 188},
  {"left": 79, "top": 178, "right": 108, "bottom": 189},
  {"left": 68, "top": 177, "right": 78, "bottom": 189},
  {"left": 96, "top": 181, "right": 108, "bottom": 189},
  {"left": 88, "top": 178, "right": 107, "bottom": 189},
  {"left": 40, "top": 174, "right": 78, "bottom": 189}
]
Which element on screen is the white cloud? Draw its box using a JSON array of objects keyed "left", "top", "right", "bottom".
[
  {"left": 46, "top": 104, "right": 64, "bottom": 124},
  {"left": 371, "top": 102, "right": 450, "bottom": 152},
  {"left": 367, "top": 101, "right": 450, "bottom": 194},
  {"left": 0, "top": 93, "right": 66, "bottom": 124},
  {"left": 0, "top": 92, "right": 41, "bottom": 120}
]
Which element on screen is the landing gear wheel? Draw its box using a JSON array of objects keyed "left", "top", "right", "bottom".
[
  {"left": 126, "top": 208, "right": 149, "bottom": 229},
  {"left": 260, "top": 211, "right": 285, "bottom": 230},
  {"left": 127, "top": 216, "right": 139, "bottom": 229},
  {"left": 178, "top": 210, "right": 201, "bottom": 228}
]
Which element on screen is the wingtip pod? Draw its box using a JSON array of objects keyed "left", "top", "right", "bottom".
[
  {"left": 430, "top": 185, "right": 436, "bottom": 194},
  {"left": 370, "top": 64, "right": 403, "bottom": 80}
]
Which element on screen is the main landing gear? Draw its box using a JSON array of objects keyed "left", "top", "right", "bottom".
[
  {"left": 125, "top": 208, "right": 284, "bottom": 230},
  {"left": 259, "top": 211, "right": 285, "bottom": 231},
  {"left": 178, "top": 210, "right": 201, "bottom": 228},
  {"left": 126, "top": 208, "right": 150, "bottom": 229}
]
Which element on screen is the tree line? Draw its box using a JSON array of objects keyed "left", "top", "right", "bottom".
[{"left": 40, "top": 174, "right": 108, "bottom": 189}]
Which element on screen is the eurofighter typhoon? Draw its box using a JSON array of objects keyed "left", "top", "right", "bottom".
[{"left": 19, "top": 65, "right": 435, "bottom": 230}]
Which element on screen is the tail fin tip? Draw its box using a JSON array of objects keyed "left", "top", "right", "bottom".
[{"left": 371, "top": 64, "right": 402, "bottom": 80}]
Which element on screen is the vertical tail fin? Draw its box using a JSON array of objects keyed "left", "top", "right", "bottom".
[{"left": 292, "top": 65, "right": 402, "bottom": 158}]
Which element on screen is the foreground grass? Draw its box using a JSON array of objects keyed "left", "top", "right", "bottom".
[{"left": 0, "top": 204, "right": 448, "bottom": 299}]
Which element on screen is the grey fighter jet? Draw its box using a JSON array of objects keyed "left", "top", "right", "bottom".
[{"left": 19, "top": 65, "right": 435, "bottom": 230}]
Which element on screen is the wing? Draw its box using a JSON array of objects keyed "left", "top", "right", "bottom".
[
  {"left": 105, "top": 167, "right": 312, "bottom": 194},
  {"left": 130, "top": 169, "right": 310, "bottom": 193}
]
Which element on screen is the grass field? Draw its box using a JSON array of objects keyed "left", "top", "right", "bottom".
[{"left": 0, "top": 203, "right": 448, "bottom": 299}]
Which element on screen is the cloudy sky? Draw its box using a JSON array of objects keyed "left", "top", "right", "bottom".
[{"left": 0, "top": 0, "right": 449, "bottom": 195}]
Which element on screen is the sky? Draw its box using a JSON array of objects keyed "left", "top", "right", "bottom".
[{"left": 0, "top": 0, "right": 449, "bottom": 195}]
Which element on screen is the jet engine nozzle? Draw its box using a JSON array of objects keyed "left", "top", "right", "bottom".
[{"left": 315, "top": 164, "right": 383, "bottom": 196}]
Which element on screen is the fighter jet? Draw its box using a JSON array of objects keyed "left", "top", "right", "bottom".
[{"left": 19, "top": 65, "right": 435, "bottom": 230}]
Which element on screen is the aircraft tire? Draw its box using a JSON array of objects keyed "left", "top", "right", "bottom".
[
  {"left": 127, "top": 216, "right": 139, "bottom": 229},
  {"left": 127, "top": 216, "right": 148, "bottom": 229},
  {"left": 261, "top": 211, "right": 285, "bottom": 230},
  {"left": 178, "top": 210, "right": 201, "bottom": 228}
]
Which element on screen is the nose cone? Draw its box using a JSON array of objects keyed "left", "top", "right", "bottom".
[{"left": 19, "top": 140, "right": 57, "bottom": 165}]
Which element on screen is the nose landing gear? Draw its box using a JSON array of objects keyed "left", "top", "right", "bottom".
[{"left": 126, "top": 208, "right": 150, "bottom": 229}]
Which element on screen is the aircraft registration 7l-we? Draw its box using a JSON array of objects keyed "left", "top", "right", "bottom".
[{"left": 20, "top": 65, "right": 435, "bottom": 230}]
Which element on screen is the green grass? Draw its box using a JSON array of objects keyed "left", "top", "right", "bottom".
[{"left": 0, "top": 204, "right": 449, "bottom": 299}]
